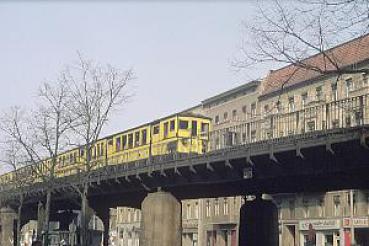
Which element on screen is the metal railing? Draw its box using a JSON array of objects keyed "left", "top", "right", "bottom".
[{"left": 210, "top": 93, "right": 369, "bottom": 150}]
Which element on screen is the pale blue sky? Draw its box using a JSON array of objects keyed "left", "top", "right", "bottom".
[{"left": 0, "top": 1, "right": 271, "bottom": 136}]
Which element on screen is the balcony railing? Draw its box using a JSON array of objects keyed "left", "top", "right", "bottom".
[{"left": 210, "top": 93, "right": 369, "bottom": 150}]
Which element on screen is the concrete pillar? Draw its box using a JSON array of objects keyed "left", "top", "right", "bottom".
[
  {"left": 238, "top": 196, "right": 279, "bottom": 246},
  {"left": 93, "top": 208, "right": 109, "bottom": 246},
  {"left": 36, "top": 201, "right": 45, "bottom": 239},
  {"left": 140, "top": 191, "right": 182, "bottom": 246},
  {"left": 102, "top": 215, "right": 110, "bottom": 246},
  {"left": 0, "top": 207, "right": 17, "bottom": 246}
]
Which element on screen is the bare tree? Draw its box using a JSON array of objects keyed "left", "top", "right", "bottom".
[
  {"left": 64, "top": 54, "right": 133, "bottom": 245},
  {"left": 236, "top": 0, "right": 369, "bottom": 79},
  {"left": 0, "top": 80, "right": 72, "bottom": 246},
  {"left": 0, "top": 139, "right": 33, "bottom": 246}
]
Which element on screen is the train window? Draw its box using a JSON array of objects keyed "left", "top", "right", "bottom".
[
  {"left": 164, "top": 122, "right": 169, "bottom": 138},
  {"left": 80, "top": 148, "right": 85, "bottom": 157},
  {"left": 135, "top": 132, "right": 140, "bottom": 146},
  {"left": 74, "top": 152, "right": 77, "bottom": 163},
  {"left": 69, "top": 153, "right": 73, "bottom": 164},
  {"left": 97, "top": 144, "right": 101, "bottom": 157},
  {"left": 100, "top": 143, "right": 104, "bottom": 156},
  {"left": 128, "top": 133, "right": 133, "bottom": 148},
  {"left": 122, "top": 135, "right": 127, "bottom": 150},
  {"left": 201, "top": 123, "right": 209, "bottom": 133},
  {"left": 191, "top": 121, "right": 197, "bottom": 136},
  {"left": 170, "top": 120, "right": 175, "bottom": 131},
  {"left": 108, "top": 138, "right": 113, "bottom": 145},
  {"left": 142, "top": 129, "right": 147, "bottom": 145},
  {"left": 153, "top": 125, "right": 160, "bottom": 134},
  {"left": 179, "top": 120, "right": 188, "bottom": 129},
  {"left": 116, "top": 137, "right": 121, "bottom": 151}
]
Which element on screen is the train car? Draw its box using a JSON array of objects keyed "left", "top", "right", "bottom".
[
  {"left": 106, "top": 112, "right": 211, "bottom": 165},
  {"left": 0, "top": 113, "right": 211, "bottom": 184},
  {"left": 0, "top": 171, "right": 14, "bottom": 185}
]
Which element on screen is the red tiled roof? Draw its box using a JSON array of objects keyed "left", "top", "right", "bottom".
[{"left": 261, "top": 34, "right": 369, "bottom": 96}]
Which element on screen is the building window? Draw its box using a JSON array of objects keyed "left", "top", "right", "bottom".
[
  {"left": 187, "top": 204, "right": 192, "bottom": 219},
  {"left": 301, "top": 92, "right": 308, "bottom": 108},
  {"left": 206, "top": 200, "right": 211, "bottom": 217},
  {"left": 223, "top": 112, "right": 228, "bottom": 121},
  {"left": 194, "top": 202, "right": 199, "bottom": 219},
  {"left": 127, "top": 209, "right": 132, "bottom": 223},
  {"left": 215, "top": 137, "right": 220, "bottom": 149},
  {"left": 264, "top": 104, "right": 269, "bottom": 116},
  {"left": 302, "top": 199, "right": 309, "bottom": 218},
  {"left": 318, "top": 197, "right": 325, "bottom": 217},
  {"left": 346, "top": 78, "right": 353, "bottom": 97},
  {"left": 251, "top": 130, "right": 256, "bottom": 142},
  {"left": 224, "top": 198, "right": 229, "bottom": 215},
  {"left": 276, "top": 101, "right": 282, "bottom": 113},
  {"left": 251, "top": 103, "right": 256, "bottom": 117},
  {"left": 289, "top": 200, "right": 295, "bottom": 218},
  {"left": 347, "top": 191, "right": 357, "bottom": 215},
  {"left": 363, "top": 73, "right": 369, "bottom": 85},
  {"left": 232, "top": 109, "right": 237, "bottom": 119},
  {"left": 242, "top": 105, "right": 247, "bottom": 114},
  {"left": 307, "top": 121, "right": 315, "bottom": 132},
  {"left": 316, "top": 86, "right": 323, "bottom": 100},
  {"left": 331, "top": 82, "right": 338, "bottom": 101},
  {"left": 134, "top": 210, "right": 140, "bottom": 222},
  {"left": 215, "top": 115, "right": 219, "bottom": 124},
  {"left": 215, "top": 199, "right": 220, "bottom": 216},
  {"left": 288, "top": 97, "right": 295, "bottom": 112},
  {"left": 333, "top": 195, "right": 341, "bottom": 217},
  {"left": 242, "top": 133, "right": 247, "bottom": 143}
]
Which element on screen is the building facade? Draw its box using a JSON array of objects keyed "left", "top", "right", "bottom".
[
  {"left": 109, "top": 34, "right": 369, "bottom": 246},
  {"left": 258, "top": 34, "right": 369, "bottom": 246}
]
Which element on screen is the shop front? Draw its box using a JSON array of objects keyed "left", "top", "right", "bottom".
[
  {"left": 299, "top": 219, "right": 341, "bottom": 246},
  {"left": 342, "top": 217, "right": 369, "bottom": 246}
]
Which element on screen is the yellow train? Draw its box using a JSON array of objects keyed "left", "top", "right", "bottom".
[{"left": 0, "top": 113, "right": 211, "bottom": 184}]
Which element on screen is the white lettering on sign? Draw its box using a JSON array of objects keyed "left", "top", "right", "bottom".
[
  {"left": 299, "top": 219, "right": 340, "bottom": 230},
  {"left": 343, "top": 217, "right": 369, "bottom": 228}
]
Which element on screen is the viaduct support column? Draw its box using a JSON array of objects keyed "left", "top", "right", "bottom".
[
  {"left": 100, "top": 211, "right": 110, "bottom": 246},
  {"left": 140, "top": 191, "right": 182, "bottom": 246},
  {"left": 238, "top": 195, "right": 278, "bottom": 246},
  {"left": 0, "top": 207, "right": 17, "bottom": 246},
  {"left": 93, "top": 206, "right": 110, "bottom": 246},
  {"left": 36, "top": 201, "right": 45, "bottom": 240}
]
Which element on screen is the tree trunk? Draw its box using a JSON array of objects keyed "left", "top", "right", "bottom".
[
  {"left": 16, "top": 197, "right": 23, "bottom": 246},
  {"left": 43, "top": 189, "right": 52, "bottom": 246},
  {"left": 80, "top": 184, "right": 89, "bottom": 246}
]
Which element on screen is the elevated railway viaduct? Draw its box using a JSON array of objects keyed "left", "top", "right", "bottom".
[{"left": 2, "top": 126, "right": 369, "bottom": 246}]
